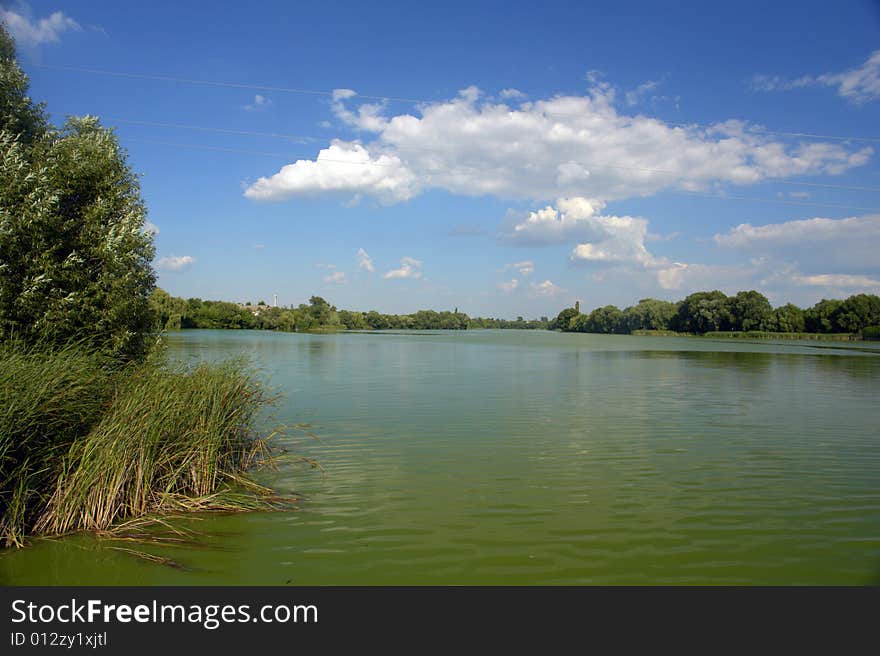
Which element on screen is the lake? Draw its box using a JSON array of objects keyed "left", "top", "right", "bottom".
[{"left": 2, "top": 329, "right": 879, "bottom": 585}]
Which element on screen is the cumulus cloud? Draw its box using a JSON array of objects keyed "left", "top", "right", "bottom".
[
  {"left": 498, "top": 278, "right": 519, "bottom": 292},
  {"left": 243, "top": 141, "right": 417, "bottom": 203},
  {"left": 529, "top": 280, "right": 564, "bottom": 298},
  {"left": 324, "top": 271, "right": 346, "bottom": 284},
  {"left": 0, "top": 6, "right": 81, "bottom": 49},
  {"left": 156, "top": 255, "right": 195, "bottom": 272},
  {"left": 499, "top": 197, "right": 660, "bottom": 268},
  {"left": 753, "top": 50, "right": 880, "bottom": 104},
  {"left": 244, "top": 94, "right": 273, "bottom": 111},
  {"left": 357, "top": 247, "right": 375, "bottom": 272},
  {"left": 384, "top": 256, "right": 422, "bottom": 279},
  {"left": 243, "top": 83, "right": 870, "bottom": 205}
]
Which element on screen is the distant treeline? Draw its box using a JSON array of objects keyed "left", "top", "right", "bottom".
[
  {"left": 550, "top": 291, "right": 880, "bottom": 337},
  {"left": 149, "top": 290, "right": 550, "bottom": 332}
]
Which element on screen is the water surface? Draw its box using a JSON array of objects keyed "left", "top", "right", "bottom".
[{"left": 2, "top": 330, "right": 879, "bottom": 585}]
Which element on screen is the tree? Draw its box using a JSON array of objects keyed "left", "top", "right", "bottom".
[
  {"left": 727, "top": 290, "right": 772, "bottom": 331},
  {"left": 621, "top": 298, "right": 677, "bottom": 332},
  {"left": 0, "top": 26, "right": 156, "bottom": 360},
  {"left": 673, "top": 291, "right": 731, "bottom": 333},
  {"left": 765, "top": 304, "right": 805, "bottom": 333},
  {"left": 550, "top": 306, "right": 580, "bottom": 331},
  {"left": 0, "top": 26, "right": 46, "bottom": 146},
  {"left": 804, "top": 299, "right": 842, "bottom": 333},
  {"left": 832, "top": 294, "right": 880, "bottom": 333}
]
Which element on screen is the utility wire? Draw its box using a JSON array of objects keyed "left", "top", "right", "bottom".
[
  {"left": 34, "top": 62, "right": 880, "bottom": 144},
  {"left": 115, "top": 119, "right": 880, "bottom": 193},
  {"left": 128, "top": 138, "right": 880, "bottom": 212}
]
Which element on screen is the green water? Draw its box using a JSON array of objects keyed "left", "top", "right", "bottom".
[{"left": 2, "top": 330, "right": 879, "bottom": 585}]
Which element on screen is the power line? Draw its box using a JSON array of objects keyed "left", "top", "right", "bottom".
[
  {"left": 33, "top": 62, "right": 880, "bottom": 144},
  {"left": 108, "top": 118, "right": 322, "bottom": 143},
  {"left": 670, "top": 191, "right": 876, "bottom": 212},
  {"left": 31, "top": 63, "right": 425, "bottom": 103},
  {"left": 127, "top": 138, "right": 880, "bottom": 211},
  {"left": 114, "top": 118, "right": 880, "bottom": 194}
]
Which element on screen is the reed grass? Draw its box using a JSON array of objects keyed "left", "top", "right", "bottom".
[
  {"left": 0, "top": 343, "right": 113, "bottom": 547},
  {"left": 1, "top": 342, "right": 283, "bottom": 547}
]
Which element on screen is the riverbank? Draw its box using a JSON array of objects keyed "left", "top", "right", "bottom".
[
  {"left": 0, "top": 343, "right": 281, "bottom": 548},
  {"left": 632, "top": 329, "right": 862, "bottom": 341}
]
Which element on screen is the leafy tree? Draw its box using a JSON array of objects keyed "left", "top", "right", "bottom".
[
  {"left": 764, "top": 303, "right": 805, "bottom": 333},
  {"left": 804, "top": 299, "right": 843, "bottom": 333},
  {"left": 621, "top": 298, "right": 677, "bottom": 332},
  {"left": 0, "top": 27, "right": 156, "bottom": 360},
  {"left": 673, "top": 291, "right": 731, "bottom": 333},
  {"left": 0, "top": 26, "right": 46, "bottom": 146},
  {"left": 550, "top": 306, "right": 580, "bottom": 331},
  {"left": 727, "top": 290, "right": 772, "bottom": 331},
  {"left": 832, "top": 294, "right": 880, "bottom": 333}
]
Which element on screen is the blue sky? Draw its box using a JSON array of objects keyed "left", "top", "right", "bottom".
[{"left": 4, "top": 0, "right": 880, "bottom": 317}]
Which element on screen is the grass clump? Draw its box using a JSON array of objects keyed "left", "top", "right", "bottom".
[
  {"left": 1, "top": 343, "right": 280, "bottom": 547},
  {"left": 0, "top": 343, "right": 113, "bottom": 547}
]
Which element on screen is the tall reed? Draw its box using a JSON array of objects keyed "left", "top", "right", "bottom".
[
  {"left": 0, "top": 343, "right": 113, "bottom": 546},
  {"left": 36, "top": 359, "right": 273, "bottom": 536}
]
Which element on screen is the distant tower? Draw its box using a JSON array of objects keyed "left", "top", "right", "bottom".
[
  {"left": 575, "top": 300, "right": 580, "bottom": 313},
  {"left": 273, "top": 294, "right": 278, "bottom": 307}
]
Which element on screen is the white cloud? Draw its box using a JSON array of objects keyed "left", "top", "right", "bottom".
[
  {"left": 713, "top": 214, "right": 880, "bottom": 271},
  {"left": 142, "top": 221, "right": 159, "bottom": 235},
  {"left": 384, "top": 256, "right": 422, "bottom": 279},
  {"left": 499, "top": 88, "right": 527, "bottom": 100},
  {"left": 245, "top": 82, "right": 871, "bottom": 204},
  {"left": 357, "top": 247, "right": 375, "bottom": 272},
  {"left": 501, "top": 197, "right": 607, "bottom": 244},
  {"left": 791, "top": 273, "right": 880, "bottom": 290},
  {"left": 155, "top": 255, "right": 195, "bottom": 272},
  {"left": 753, "top": 50, "right": 880, "bottom": 104},
  {"left": 498, "top": 278, "right": 519, "bottom": 292},
  {"left": 500, "top": 197, "right": 660, "bottom": 268},
  {"left": 625, "top": 79, "right": 663, "bottom": 106},
  {"left": 715, "top": 214, "right": 880, "bottom": 248},
  {"left": 244, "top": 94, "right": 272, "bottom": 111},
  {"left": 503, "top": 260, "right": 534, "bottom": 275},
  {"left": 314, "top": 262, "right": 336, "bottom": 269},
  {"left": 654, "top": 262, "right": 756, "bottom": 292},
  {"left": 0, "top": 7, "right": 81, "bottom": 48},
  {"left": 529, "top": 280, "right": 563, "bottom": 298},
  {"left": 244, "top": 140, "right": 417, "bottom": 203},
  {"left": 324, "top": 271, "right": 346, "bottom": 284}
]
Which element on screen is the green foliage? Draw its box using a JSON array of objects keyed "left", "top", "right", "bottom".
[
  {"left": 621, "top": 298, "right": 677, "bottom": 332},
  {"left": 804, "top": 299, "right": 843, "bottom": 333},
  {"left": 673, "top": 291, "right": 731, "bottom": 333},
  {"left": 727, "top": 291, "right": 772, "bottom": 331},
  {"left": 0, "top": 343, "right": 113, "bottom": 546},
  {"left": 763, "top": 303, "right": 805, "bottom": 333},
  {"left": 36, "top": 359, "right": 272, "bottom": 536},
  {"left": 571, "top": 305, "right": 625, "bottom": 334},
  {"left": 0, "top": 27, "right": 155, "bottom": 361},
  {"left": 0, "top": 342, "right": 276, "bottom": 545},
  {"left": 0, "top": 25, "right": 46, "bottom": 146},
  {"left": 554, "top": 292, "right": 880, "bottom": 337},
  {"left": 862, "top": 326, "right": 880, "bottom": 340},
  {"left": 550, "top": 306, "right": 580, "bottom": 331}
]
